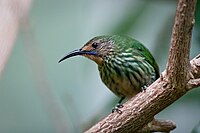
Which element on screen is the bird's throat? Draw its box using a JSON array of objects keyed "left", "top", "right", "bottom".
[{"left": 83, "top": 54, "right": 103, "bottom": 65}]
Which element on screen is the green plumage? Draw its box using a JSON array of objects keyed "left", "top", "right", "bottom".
[
  {"left": 95, "top": 35, "right": 159, "bottom": 98},
  {"left": 59, "top": 35, "right": 159, "bottom": 104}
]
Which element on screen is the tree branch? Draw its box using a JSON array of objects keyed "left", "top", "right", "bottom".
[
  {"left": 187, "top": 78, "right": 200, "bottom": 89},
  {"left": 137, "top": 119, "right": 176, "bottom": 133},
  {"left": 166, "top": 0, "right": 196, "bottom": 87},
  {"left": 187, "top": 54, "right": 200, "bottom": 89},
  {"left": 190, "top": 54, "right": 200, "bottom": 79},
  {"left": 85, "top": 0, "right": 198, "bottom": 132}
]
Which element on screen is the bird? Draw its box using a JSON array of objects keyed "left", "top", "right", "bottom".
[{"left": 59, "top": 35, "right": 159, "bottom": 113}]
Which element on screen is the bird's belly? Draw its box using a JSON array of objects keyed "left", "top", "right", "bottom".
[
  {"left": 107, "top": 76, "right": 140, "bottom": 98},
  {"left": 98, "top": 59, "right": 157, "bottom": 98},
  {"left": 99, "top": 68, "right": 141, "bottom": 98}
]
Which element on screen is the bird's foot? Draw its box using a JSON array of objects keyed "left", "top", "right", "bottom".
[
  {"left": 112, "top": 103, "right": 124, "bottom": 114},
  {"left": 142, "top": 85, "right": 148, "bottom": 92}
]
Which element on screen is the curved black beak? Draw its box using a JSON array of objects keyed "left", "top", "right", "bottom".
[{"left": 58, "top": 49, "right": 97, "bottom": 63}]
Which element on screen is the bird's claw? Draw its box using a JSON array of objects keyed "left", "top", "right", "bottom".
[
  {"left": 112, "top": 103, "right": 124, "bottom": 114},
  {"left": 116, "top": 103, "right": 124, "bottom": 108},
  {"left": 112, "top": 108, "right": 122, "bottom": 114},
  {"left": 142, "top": 85, "right": 147, "bottom": 92}
]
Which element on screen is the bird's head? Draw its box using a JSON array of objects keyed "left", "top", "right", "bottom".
[{"left": 58, "top": 36, "right": 114, "bottom": 65}]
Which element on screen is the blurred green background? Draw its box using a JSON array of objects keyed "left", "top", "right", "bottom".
[{"left": 0, "top": 0, "right": 200, "bottom": 133}]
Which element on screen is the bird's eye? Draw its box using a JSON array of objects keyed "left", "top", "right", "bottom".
[{"left": 92, "top": 42, "right": 98, "bottom": 48}]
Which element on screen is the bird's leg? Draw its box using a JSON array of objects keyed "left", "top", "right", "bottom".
[
  {"left": 112, "top": 97, "right": 125, "bottom": 114},
  {"left": 116, "top": 97, "right": 125, "bottom": 108}
]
